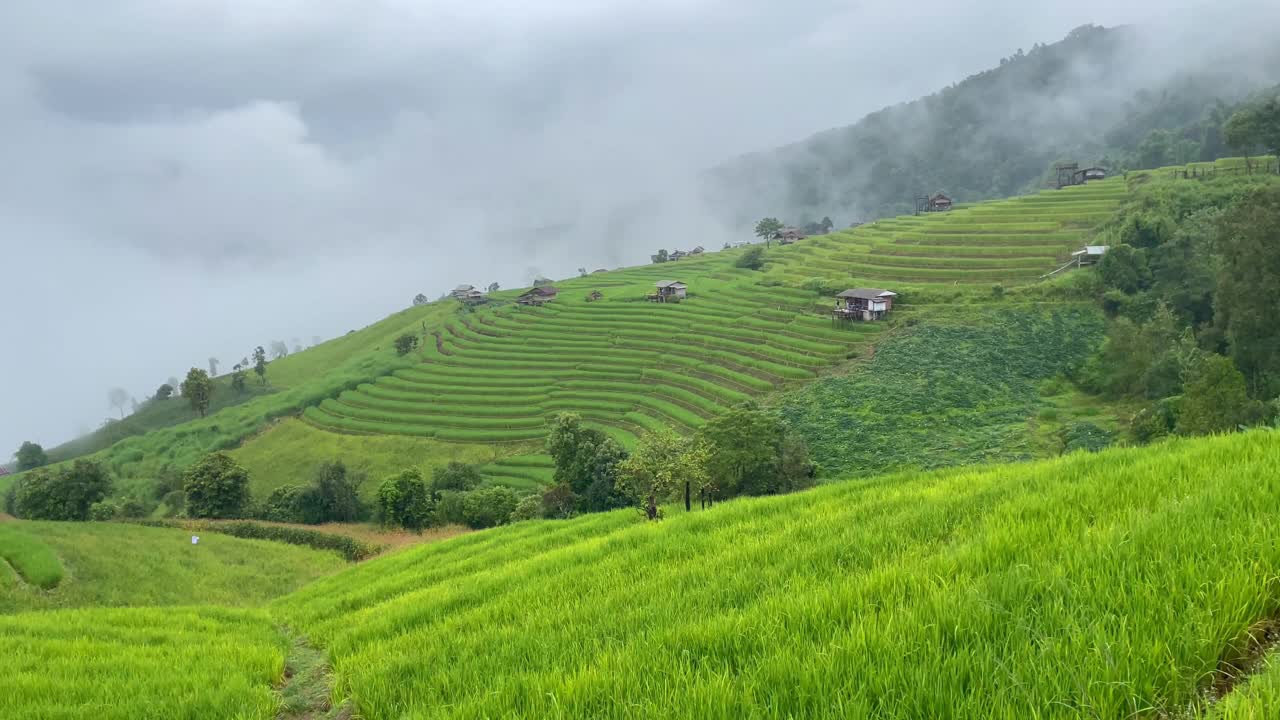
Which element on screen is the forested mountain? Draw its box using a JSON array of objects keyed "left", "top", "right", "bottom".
[{"left": 704, "top": 24, "right": 1280, "bottom": 226}]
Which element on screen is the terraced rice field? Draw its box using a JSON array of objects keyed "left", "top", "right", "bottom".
[
  {"left": 764, "top": 178, "right": 1127, "bottom": 286},
  {"left": 298, "top": 179, "right": 1127, "bottom": 453}
]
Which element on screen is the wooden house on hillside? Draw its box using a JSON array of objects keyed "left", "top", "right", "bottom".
[
  {"left": 690, "top": 246, "right": 705, "bottom": 255},
  {"left": 833, "top": 288, "right": 898, "bottom": 322},
  {"left": 450, "top": 284, "right": 475, "bottom": 300},
  {"left": 914, "top": 193, "right": 953, "bottom": 213},
  {"left": 649, "top": 280, "right": 687, "bottom": 303},
  {"left": 669, "top": 249, "right": 688, "bottom": 261},
  {"left": 1057, "top": 162, "right": 1108, "bottom": 188},
  {"left": 774, "top": 227, "right": 806, "bottom": 244},
  {"left": 517, "top": 286, "right": 560, "bottom": 306}
]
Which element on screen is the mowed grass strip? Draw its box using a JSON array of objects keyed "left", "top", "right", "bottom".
[
  {"left": 276, "top": 431, "right": 1280, "bottom": 719},
  {"left": 0, "top": 607, "right": 285, "bottom": 720}
]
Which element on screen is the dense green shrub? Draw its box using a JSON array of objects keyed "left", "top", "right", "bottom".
[
  {"left": 735, "top": 245, "right": 765, "bottom": 270},
  {"left": 376, "top": 469, "right": 433, "bottom": 532},
  {"left": 89, "top": 501, "right": 119, "bottom": 521},
  {"left": 1131, "top": 401, "right": 1177, "bottom": 443},
  {"left": 183, "top": 453, "right": 251, "bottom": 519},
  {"left": 461, "top": 486, "right": 520, "bottom": 529},
  {"left": 260, "top": 484, "right": 305, "bottom": 522},
  {"left": 432, "top": 490, "right": 467, "bottom": 527},
  {"left": 431, "top": 462, "right": 482, "bottom": 492},
  {"left": 9, "top": 460, "right": 113, "bottom": 521},
  {"left": 1058, "top": 422, "right": 1114, "bottom": 454},
  {"left": 509, "top": 495, "right": 542, "bottom": 522},
  {"left": 297, "top": 461, "right": 364, "bottom": 524}
]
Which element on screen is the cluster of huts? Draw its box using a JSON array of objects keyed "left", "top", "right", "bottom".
[
  {"left": 653, "top": 246, "right": 706, "bottom": 263},
  {"left": 449, "top": 285, "right": 488, "bottom": 305}
]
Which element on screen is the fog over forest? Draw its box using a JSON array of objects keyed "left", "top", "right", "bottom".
[{"left": 1, "top": 0, "right": 1275, "bottom": 455}]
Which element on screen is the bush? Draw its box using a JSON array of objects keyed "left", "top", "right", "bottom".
[
  {"left": 260, "top": 484, "right": 305, "bottom": 522},
  {"left": 376, "top": 469, "right": 433, "bottom": 532},
  {"left": 297, "top": 461, "right": 364, "bottom": 524},
  {"left": 160, "top": 490, "right": 186, "bottom": 518},
  {"left": 991, "top": 284, "right": 1005, "bottom": 299},
  {"left": 117, "top": 497, "right": 153, "bottom": 519},
  {"left": 394, "top": 334, "right": 419, "bottom": 356},
  {"left": 89, "top": 501, "right": 119, "bottom": 521},
  {"left": 183, "top": 453, "right": 251, "bottom": 519},
  {"left": 462, "top": 486, "right": 520, "bottom": 529},
  {"left": 1058, "top": 422, "right": 1114, "bottom": 454},
  {"left": 1131, "top": 401, "right": 1177, "bottom": 443},
  {"left": 541, "top": 484, "right": 577, "bottom": 519},
  {"left": 735, "top": 245, "right": 766, "bottom": 270},
  {"left": 509, "top": 495, "right": 542, "bottom": 522},
  {"left": 10, "top": 460, "right": 113, "bottom": 521},
  {"left": 431, "top": 462, "right": 482, "bottom": 492},
  {"left": 433, "top": 490, "right": 467, "bottom": 527}
]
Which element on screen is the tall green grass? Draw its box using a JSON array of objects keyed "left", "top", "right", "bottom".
[
  {"left": 0, "top": 606, "right": 285, "bottom": 720},
  {"left": 271, "top": 430, "right": 1280, "bottom": 719},
  {"left": 0, "top": 524, "right": 64, "bottom": 590}
]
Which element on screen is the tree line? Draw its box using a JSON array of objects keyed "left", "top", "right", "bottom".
[{"left": 1079, "top": 175, "right": 1280, "bottom": 440}]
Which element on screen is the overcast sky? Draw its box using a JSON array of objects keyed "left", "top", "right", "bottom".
[{"left": 0, "top": 0, "right": 1270, "bottom": 456}]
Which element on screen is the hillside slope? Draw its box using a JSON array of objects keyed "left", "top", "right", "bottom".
[
  {"left": 704, "top": 24, "right": 1280, "bottom": 226},
  {"left": 252, "top": 430, "right": 1276, "bottom": 718}
]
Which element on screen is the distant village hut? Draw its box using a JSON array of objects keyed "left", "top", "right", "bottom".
[
  {"left": 668, "top": 249, "right": 688, "bottom": 261},
  {"left": 914, "top": 193, "right": 953, "bottom": 213},
  {"left": 649, "top": 280, "right": 688, "bottom": 303},
  {"left": 833, "top": 288, "right": 898, "bottom": 323},
  {"left": 517, "top": 286, "right": 560, "bottom": 306},
  {"left": 449, "top": 284, "right": 475, "bottom": 300},
  {"left": 1078, "top": 167, "right": 1107, "bottom": 183},
  {"left": 690, "top": 246, "right": 705, "bottom": 255},
  {"left": 586, "top": 290, "right": 604, "bottom": 302},
  {"left": 774, "top": 228, "right": 806, "bottom": 245},
  {"left": 1071, "top": 245, "right": 1109, "bottom": 266}
]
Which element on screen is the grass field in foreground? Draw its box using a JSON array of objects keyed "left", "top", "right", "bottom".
[
  {"left": 0, "top": 606, "right": 284, "bottom": 720},
  {"left": 0, "top": 521, "right": 344, "bottom": 613},
  {"left": 275, "top": 430, "right": 1280, "bottom": 719}
]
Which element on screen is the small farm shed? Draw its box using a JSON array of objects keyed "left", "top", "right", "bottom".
[
  {"left": 449, "top": 284, "right": 475, "bottom": 300},
  {"left": 1079, "top": 167, "right": 1107, "bottom": 182},
  {"left": 517, "top": 286, "right": 560, "bottom": 306},
  {"left": 650, "top": 280, "right": 688, "bottom": 302},
  {"left": 833, "top": 288, "right": 898, "bottom": 322},
  {"left": 774, "top": 228, "right": 806, "bottom": 244},
  {"left": 690, "top": 246, "right": 705, "bottom": 255},
  {"left": 669, "top": 250, "right": 687, "bottom": 261},
  {"left": 1071, "top": 245, "right": 1109, "bottom": 266},
  {"left": 460, "top": 289, "right": 487, "bottom": 305},
  {"left": 928, "top": 193, "right": 953, "bottom": 211}
]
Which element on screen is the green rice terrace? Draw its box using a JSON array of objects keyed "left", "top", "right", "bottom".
[
  {"left": 297, "top": 179, "right": 1128, "bottom": 467},
  {"left": 4, "top": 430, "right": 1280, "bottom": 718}
]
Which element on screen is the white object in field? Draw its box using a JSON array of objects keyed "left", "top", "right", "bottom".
[{"left": 192, "top": 535, "right": 199, "bottom": 545}]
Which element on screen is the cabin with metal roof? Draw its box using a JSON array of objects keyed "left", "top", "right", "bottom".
[
  {"left": 833, "top": 288, "right": 898, "bottom": 322},
  {"left": 649, "top": 280, "right": 687, "bottom": 303},
  {"left": 774, "top": 228, "right": 806, "bottom": 245},
  {"left": 1071, "top": 245, "right": 1109, "bottom": 266}
]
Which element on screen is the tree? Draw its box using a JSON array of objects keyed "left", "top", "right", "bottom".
[
  {"left": 820, "top": 216, "right": 834, "bottom": 234},
  {"left": 652, "top": 249, "right": 669, "bottom": 264},
  {"left": 1224, "top": 95, "right": 1280, "bottom": 164},
  {"left": 208, "top": 357, "right": 220, "bottom": 377},
  {"left": 431, "top": 461, "right": 482, "bottom": 492},
  {"left": 14, "top": 441, "right": 48, "bottom": 473},
  {"left": 376, "top": 469, "right": 433, "bottom": 532},
  {"left": 754, "top": 217, "right": 783, "bottom": 247},
  {"left": 1097, "top": 243, "right": 1151, "bottom": 294},
  {"left": 1214, "top": 187, "right": 1280, "bottom": 397},
  {"left": 578, "top": 267, "right": 588, "bottom": 277},
  {"left": 735, "top": 245, "right": 766, "bottom": 270},
  {"left": 9, "top": 460, "right": 113, "bottom": 521},
  {"left": 699, "top": 404, "right": 815, "bottom": 500},
  {"left": 296, "top": 460, "right": 364, "bottom": 524},
  {"left": 155, "top": 383, "right": 174, "bottom": 401},
  {"left": 260, "top": 484, "right": 304, "bottom": 522},
  {"left": 183, "top": 453, "right": 251, "bottom": 519},
  {"left": 108, "top": 387, "right": 130, "bottom": 418},
  {"left": 394, "top": 333, "right": 420, "bottom": 356},
  {"left": 412, "top": 293, "right": 430, "bottom": 306},
  {"left": 1177, "top": 355, "right": 1253, "bottom": 436},
  {"left": 462, "top": 486, "right": 520, "bottom": 528},
  {"left": 230, "top": 366, "right": 247, "bottom": 395},
  {"left": 487, "top": 282, "right": 500, "bottom": 293},
  {"left": 181, "top": 367, "right": 213, "bottom": 417},
  {"left": 546, "top": 414, "right": 630, "bottom": 513},
  {"left": 270, "top": 340, "right": 289, "bottom": 360},
  {"left": 617, "top": 429, "right": 708, "bottom": 521},
  {"left": 253, "top": 346, "right": 268, "bottom": 385}
]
